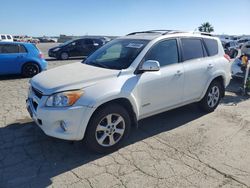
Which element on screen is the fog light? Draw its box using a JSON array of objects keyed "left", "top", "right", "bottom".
[{"left": 60, "top": 121, "right": 67, "bottom": 131}]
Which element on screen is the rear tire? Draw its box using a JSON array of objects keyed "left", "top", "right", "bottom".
[
  {"left": 199, "top": 81, "right": 222, "bottom": 112},
  {"left": 22, "top": 63, "right": 40, "bottom": 77},
  {"left": 85, "top": 103, "right": 131, "bottom": 153}
]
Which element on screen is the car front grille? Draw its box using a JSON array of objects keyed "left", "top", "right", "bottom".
[{"left": 32, "top": 87, "right": 43, "bottom": 99}]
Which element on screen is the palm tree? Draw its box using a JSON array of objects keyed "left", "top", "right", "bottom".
[{"left": 198, "top": 22, "right": 214, "bottom": 33}]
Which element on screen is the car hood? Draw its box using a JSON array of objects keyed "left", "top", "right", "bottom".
[
  {"left": 49, "top": 46, "right": 61, "bottom": 51},
  {"left": 31, "top": 62, "right": 120, "bottom": 95}
]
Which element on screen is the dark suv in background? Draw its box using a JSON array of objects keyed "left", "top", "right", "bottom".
[{"left": 48, "top": 37, "right": 110, "bottom": 60}]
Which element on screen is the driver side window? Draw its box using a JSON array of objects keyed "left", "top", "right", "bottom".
[{"left": 145, "top": 39, "right": 179, "bottom": 67}]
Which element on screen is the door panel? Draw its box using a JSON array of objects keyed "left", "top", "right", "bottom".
[
  {"left": 138, "top": 63, "right": 184, "bottom": 117},
  {"left": 182, "top": 58, "right": 212, "bottom": 101},
  {"left": 138, "top": 39, "right": 184, "bottom": 117},
  {"left": 180, "top": 38, "right": 211, "bottom": 102},
  {"left": 0, "top": 44, "right": 22, "bottom": 74}
]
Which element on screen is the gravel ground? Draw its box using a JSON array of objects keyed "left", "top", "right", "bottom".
[{"left": 0, "top": 43, "right": 250, "bottom": 188}]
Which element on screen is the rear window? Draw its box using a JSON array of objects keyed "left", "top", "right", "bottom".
[
  {"left": 31, "top": 44, "right": 40, "bottom": 52},
  {"left": 19, "top": 45, "right": 27, "bottom": 53},
  {"left": 203, "top": 38, "right": 218, "bottom": 56},
  {"left": 181, "top": 38, "right": 204, "bottom": 61}
]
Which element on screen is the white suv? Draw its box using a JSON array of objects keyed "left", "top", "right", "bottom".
[{"left": 27, "top": 30, "right": 231, "bottom": 153}]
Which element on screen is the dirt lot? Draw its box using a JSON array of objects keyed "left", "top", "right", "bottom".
[{"left": 0, "top": 43, "right": 250, "bottom": 188}]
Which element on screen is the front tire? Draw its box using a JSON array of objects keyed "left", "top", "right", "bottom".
[
  {"left": 199, "top": 81, "right": 222, "bottom": 112},
  {"left": 60, "top": 52, "right": 69, "bottom": 60},
  {"left": 22, "top": 63, "right": 40, "bottom": 77},
  {"left": 85, "top": 104, "right": 131, "bottom": 153}
]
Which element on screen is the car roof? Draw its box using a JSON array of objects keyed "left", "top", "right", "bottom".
[
  {"left": 74, "top": 37, "right": 105, "bottom": 40},
  {"left": 119, "top": 30, "right": 216, "bottom": 41},
  {"left": 0, "top": 41, "right": 31, "bottom": 45}
]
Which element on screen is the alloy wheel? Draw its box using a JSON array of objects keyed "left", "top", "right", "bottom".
[
  {"left": 95, "top": 113, "right": 125, "bottom": 147},
  {"left": 207, "top": 86, "right": 220, "bottom": 108}
]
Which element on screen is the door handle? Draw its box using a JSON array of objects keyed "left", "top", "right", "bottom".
[
  {"left": 208, "top": 64, "right": 214, "bottom": 69},
  {"left": 175, "top": 70, "right": 183, "bottom": 76}
]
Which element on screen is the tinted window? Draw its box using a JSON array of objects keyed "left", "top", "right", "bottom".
[
  {"left": 181, "top": 38, "right": 204, "bottom": 61},
  {"left": 0, "top": 44, "right": 19, "bottom": 53},
  {"left": 1, "top": 35, "right": 6, "bottom": 40},
  {"left": 145, "top": 39, "right": 179, "bottom": 67},
  {"left": 203, "top": 38, "right": 218, "bottom": 56},
  {"left": 85, "top": 39, "right": 93, "bottom": 45},
  {"left": 77, "top": 40, "right": 84, "bottom": 46},
  {"left": 94, "top": 39, "right": 104, "bottom": 45},
  {"left": 19, "top": 45, "right": 27, "bottom": 53},
  {"left": 7, "top": 35, "right": 11, "bottom": 39}
]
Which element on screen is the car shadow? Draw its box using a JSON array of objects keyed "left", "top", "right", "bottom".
[
  {"left": 0, "top": 74, "right": 27, "bottom": 81},
  {"left": 0, "top": 104, "right": 205, "bottom": 188}
]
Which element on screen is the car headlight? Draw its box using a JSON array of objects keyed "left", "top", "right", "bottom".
[
  {"left": 53, "top": 47, "right": 61, "bottom": 52},
  {"left": 46, "top": 90, "right": 83, "bottom": 107}
]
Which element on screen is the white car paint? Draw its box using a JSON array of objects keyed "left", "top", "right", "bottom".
[
  {"left": 27, "top": 32, "right": 231, "bottom": 141},
  {"left": 0, "top": 34, "right": 13, "bottom": 42}
]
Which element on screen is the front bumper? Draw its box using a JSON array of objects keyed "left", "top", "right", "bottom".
[
  {"left": 26, "top": 88, "right": 95, "bottom": 141},
  {"left": 40, "top": 59, "right": 48, "bottom": 71},
  {"left": 48, "top": 50, "right": 57, "bottom": 58}
]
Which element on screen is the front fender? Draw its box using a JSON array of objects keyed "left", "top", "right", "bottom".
[
  {"left": 77, "top": 76, "right": 140, "bottom": 119},
  {"left": 90, "top": 91, "right": 139, "bottom": 119}
]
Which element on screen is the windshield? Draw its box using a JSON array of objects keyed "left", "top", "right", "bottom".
[
  {"left": 60, "top": 39, "right": 76, "bottom": 46},
  {"left": 83, "top": 39, "right": 149, "bottom": 70}
]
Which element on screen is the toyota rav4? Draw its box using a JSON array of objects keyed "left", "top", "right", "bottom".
[{"left": 27, "top": 30, "right": 231, "bottom": 153}]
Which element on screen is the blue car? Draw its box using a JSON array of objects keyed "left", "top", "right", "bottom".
[{"left": 0, "top": 42, "right": 47, "bottom": 77}]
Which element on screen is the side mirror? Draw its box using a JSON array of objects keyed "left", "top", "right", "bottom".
[{"left": 139, "top": 60, "right": 160, "bottom": 72}]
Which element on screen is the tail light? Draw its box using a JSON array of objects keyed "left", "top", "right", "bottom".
[
  {"left": 38, "top": 52, "right": 44, "bottom": 59},
  {"left": 224, "top": 54, "right": 231, "bottom": 62}
]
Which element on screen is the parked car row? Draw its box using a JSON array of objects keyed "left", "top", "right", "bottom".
[
  {"left": 0, "top": 36, "right": 111, "bottom": 77},
  {"left": 231, "top": 42, "right": 250, "bottom": 79},
  {"left": 0, "top": 34, "right": 13, "bottom": 42},
  {"left": 221, "top": 39, "right": 239, "bottom": 58},
  {"left": 220, "top": 37, "right": 250, "bottom": 59},
  {"left": 26, "top": 30, "right": 231, "bottom": 153},
  {"left": 2, "top": 30, "right": 248, "bottom": 153},
  {"left": 37, "top": 37, "right": 57, "bottom": 43},
  {"left": 10, "top": 35, "right": 57, "bottom": 44},
  {"left": 238, "top": 37, "right": 250, "bottom": 48},
  {"left": 0, "top": 42, "right": 47, "bottom": 77},
  {"left": 13, "top": 35, "right": 40, "bottom": 43}
]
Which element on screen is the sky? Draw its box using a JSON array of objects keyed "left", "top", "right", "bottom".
[{"left": 0, "top": 0, "right": 249, "bottom": 36}]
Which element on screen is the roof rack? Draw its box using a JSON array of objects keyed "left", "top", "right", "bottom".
[
  {"left": 126, "top": 31, "right": 159, "bottom": 36},
  {"left": 126, "top": 30, "right": 187, "bottom": 36},
  {"left": 193, "top": 31, "right": 213, "bottom": 36}
]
